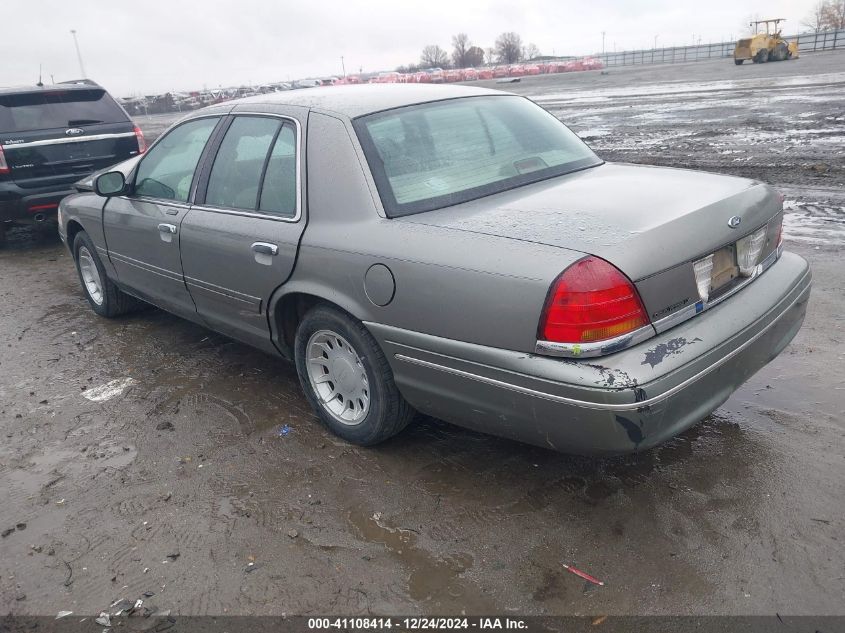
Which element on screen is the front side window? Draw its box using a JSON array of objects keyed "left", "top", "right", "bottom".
[
  {"left": 134, "top": 117, "right": 219, "bottom": 202},
  {"left": 354, "top": 96, "right": 601, "bottom": 217}
]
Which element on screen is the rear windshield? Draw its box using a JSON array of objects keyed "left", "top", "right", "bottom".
[
  {"left": 354, "top": 95, "right": 601, "bottom": 217},
  {"left": 0, "top": 88, "right": 128, "bottom": 133}
]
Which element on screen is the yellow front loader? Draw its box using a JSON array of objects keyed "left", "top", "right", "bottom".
[{"left": 734, "top": 19, "right": 799, "bottom": 64}]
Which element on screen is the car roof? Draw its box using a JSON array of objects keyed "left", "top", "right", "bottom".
[{"left": 228, "top": 83, "right": 512, "bottom": 118}]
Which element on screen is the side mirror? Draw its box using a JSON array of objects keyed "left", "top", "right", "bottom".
[{"left": 94, "top": 171, "right": 126, "bottom": 197}]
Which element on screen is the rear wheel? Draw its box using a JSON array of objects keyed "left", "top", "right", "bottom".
[
  {"left": 753, "top": 49, "right": 769, "bottom": 63},
  {"left": 294, "top": 304, "right": 415, "bottom": 446},
  {"left": 73, "top": 231, "right": 143, "bottom": 317},
  {"left": 0, "top": 222, "right": 6, "bottom": 246},
  {"left": 734, "top": 58, "right": 744, "bottom": 65}
]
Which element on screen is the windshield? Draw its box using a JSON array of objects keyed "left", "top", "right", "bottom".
[
  {"left": 0, "top": 88, "right": 128, "bottom": 133},
  {"left": 354, "top": 95, "right": 601, "bottom": 217}
]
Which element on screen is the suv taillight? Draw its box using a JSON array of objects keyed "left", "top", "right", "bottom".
[
  {"left": 0, "top": 145, "right": 9, "bottom": 174},
  {"left": 134, "top": 126, "right": 147, "bottom": 154},
  {"left": 539, "top": 256, "right": 650, "bottom": 344}
]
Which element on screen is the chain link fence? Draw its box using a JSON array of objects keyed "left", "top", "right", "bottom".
[{"left": 595, "top": 29, "right": 843, "bottom": 67}]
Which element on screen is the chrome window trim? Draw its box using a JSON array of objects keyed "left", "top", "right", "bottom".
[
  {"left": 1, "top": 132, "right": 136, "bottom": 149},
  {"left": 192, "top": 112, "right": 303, "bottom": 223}
]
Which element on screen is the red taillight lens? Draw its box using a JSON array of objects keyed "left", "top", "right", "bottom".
[
  {"left": 0, "top": 145, "right": 9, "bottom": 174},
  {"left": 539, "top": 256, "right": 650, "bottom": 344},
  {"left": 134, "top": 126, "right": 147, "bottom": 154}
]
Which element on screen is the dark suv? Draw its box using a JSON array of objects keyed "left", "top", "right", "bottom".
[{"left": 0, "top": 80, "right": 145, "bottom": 243}]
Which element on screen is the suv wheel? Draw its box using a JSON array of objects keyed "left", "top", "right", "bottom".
[
  {"left": 294, "top": 305, "right": 415, "bottom": 445},
  {"left": 73, "top": 231, "right": 142, "bottom": 317}
]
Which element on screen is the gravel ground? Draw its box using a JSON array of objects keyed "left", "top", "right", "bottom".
[{"left": 1, "top": 52, "right": 843, "bottom": 618}]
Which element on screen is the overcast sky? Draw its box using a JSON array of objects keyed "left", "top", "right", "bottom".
[{"left": 4, "top": 0, "right": 817, "bottom": 96}]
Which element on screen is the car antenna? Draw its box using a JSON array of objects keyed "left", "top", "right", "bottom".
[{"left": 37, "top": 64, "right": 44, "bottom": 87}]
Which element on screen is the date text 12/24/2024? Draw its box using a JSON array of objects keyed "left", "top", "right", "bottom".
[{"left": 307, "top": 618, "right": 528, "bottom": 630}]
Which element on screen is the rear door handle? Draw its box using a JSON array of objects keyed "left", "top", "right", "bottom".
[
  {"left": 251, "top": 242, "right": 278, "bottom": 256},
  {"left": 158, "top": 223, "right": 177, "bottom": 234}
]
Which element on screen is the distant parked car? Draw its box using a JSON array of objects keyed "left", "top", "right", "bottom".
[
  {"left": 0, "top": 80, "right": 145, "bottom": 243},
  {"left": 444, "top": 69, "right": 463, "bottom": 83},
  {"left": 426, "top": 68, "right": 445, "bottom": 83},
  {"left": 58, "top": 84, "right": 809, "bottom": 455},
  {"left": 476, "top": 68, "right": 494, "bottom": 80},
  {"left": 462, "top": 68, "right": 479, "bottom": 81},
  {"left": 492, "top": 66, "right": 510, "bottom": 78}
]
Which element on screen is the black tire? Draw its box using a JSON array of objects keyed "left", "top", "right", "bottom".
[
  {"left": 0, "top": 222, "right": 6, "bottom": 247},
  {"left": 753, "top": 49, "right": 769, "bottom": 63},
  {"left": 294, "top": 304, "right": 415, "bottom": 446},
  {"left": 73, "top": 231, "right": 143, "bottom": 318},
  {"left": 734, "top": 59, "right": 744, "bottom": 65}
]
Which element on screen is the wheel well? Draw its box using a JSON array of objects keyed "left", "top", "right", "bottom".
[
  {"left": 66, "top": 220, "right": 85, "bottom": 250},
  {"left": 275, "top": 292, "right": 333, "bottom": 353}
]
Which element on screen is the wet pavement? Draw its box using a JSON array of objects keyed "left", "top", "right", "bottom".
[{"left": 1, "top": 53, "right": 844, "bottom": 617}]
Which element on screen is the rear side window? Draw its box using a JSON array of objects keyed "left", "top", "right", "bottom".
[
  {"left": 205, "top": 117, "right": 280, "bottom": 210},
  {"left": 204, "top": 116, "right": 298, "bottom": 217},
  {"left": 134, "top": 117, "right": 219, "bottom": 202},
  {"left": 259, "top": 124, "right": 297, "bottom": 216},
  {"left": 0, "top": 89, "right": 128, "bottom": 133}
]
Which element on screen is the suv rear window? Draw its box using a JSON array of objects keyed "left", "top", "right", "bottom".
[
  {"left": 354, "top": 95, "right": 601, "bottom": 217},
  {"left": 0, "top": 89, "right": 128, "bottom": 133}
]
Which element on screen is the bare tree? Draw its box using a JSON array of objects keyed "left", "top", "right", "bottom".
[
  {"left": 420, "top": 45, "right": 449, "bottom": 68},
  {"left": 822, "top": 0, "right": 845, "bottom": 29},
  {"left": 451, "top": 33, "right": 471, "bottom": 68},
  {"left": 465, "top": 46, "right": 485, "bottom": 68},
  {"left": 803, "top": 0, "right": 828, "bottom": 31},
  {"left": 485, "top": 48, "right": 496, "bottom": 65},
  {"left": 523, "top": 43, "right": 540, "bottom": 60},
  {"left": 495, "top": 32, "right": 523, "bottom": 64}
]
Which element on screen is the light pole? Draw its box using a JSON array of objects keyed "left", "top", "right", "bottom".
[
  {"left": 70, "top": 29, "right": 87, "bottom": 78},
  {"left": 601, "top": 31, "right": 606, "bottom": 54},
  {"left": 654, "top": 34, "right": 659, "bottom": 49},
  {"left": 341, "top": 55, "right": 346, "bottom": 77}
]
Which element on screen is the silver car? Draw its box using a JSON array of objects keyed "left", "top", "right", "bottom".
[{"left": 58, "top": 85, "right": 811, "bottom": 454}]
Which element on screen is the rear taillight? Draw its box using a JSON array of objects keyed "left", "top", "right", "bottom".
[
  {"left": 134, "top": 126, "right": 147, "bottom": 154},
  {"left": 0, "top": 145, "right": 9, "bottom": 175},
  {"left": 539, "top": 256, "right": 650, "bottom": 344}
]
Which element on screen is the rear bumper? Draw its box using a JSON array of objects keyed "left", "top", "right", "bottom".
[
  {"left": 367, "top": 252, "right": 811, "bottom": 455},
  {"left": 0, "top": 182, "right": 75, "bottom": 223}
]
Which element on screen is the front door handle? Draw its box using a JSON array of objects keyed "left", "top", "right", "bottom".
[{"left": 251, "top": 242, "right": 278, "bottom": 256}]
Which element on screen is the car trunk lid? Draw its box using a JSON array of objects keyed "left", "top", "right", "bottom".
[{"left": 398, "top": 162, "right": 783, "bottom": 326}]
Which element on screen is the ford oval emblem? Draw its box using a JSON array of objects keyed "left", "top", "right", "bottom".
[
  {"left": 727, "top": 215, "right": 742, "bottom": 229},
  {"left": 65, "top": 128, "right": 85, "bottom": 136}
]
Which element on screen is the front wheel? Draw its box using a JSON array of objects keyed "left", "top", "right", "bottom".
[
  {"left": 73, "top": 231, "right": 143, "bottom": 317},
  {"left": 294, "top": 305, "right": 415, "bottom": 446},
  {"left": 734, "top": 58, "right": 744, "bottom": 65}
]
